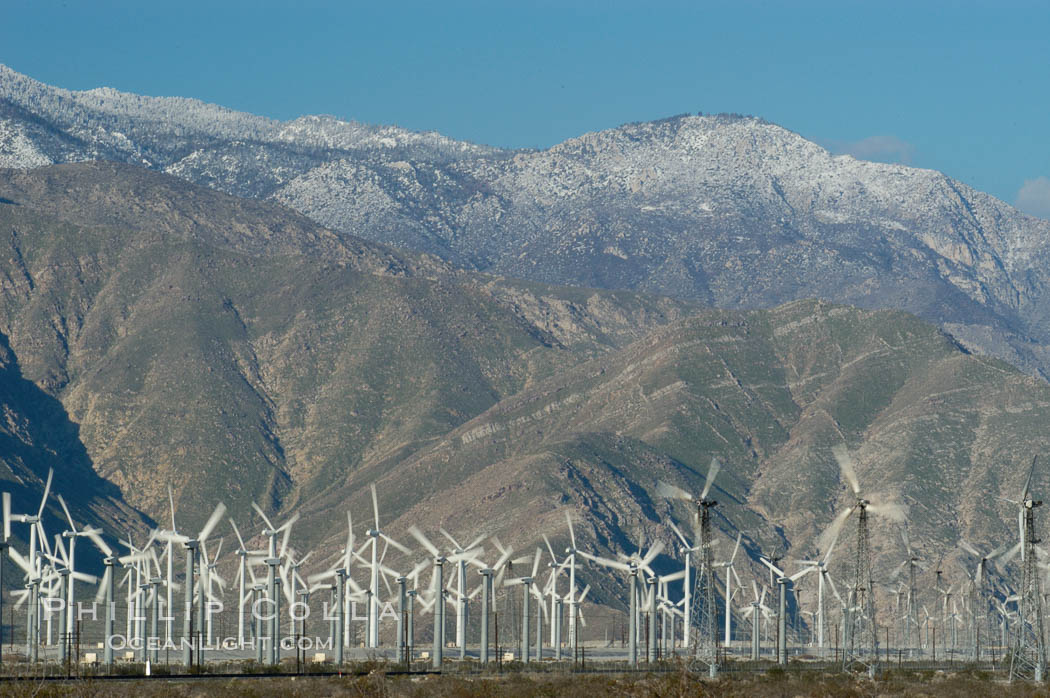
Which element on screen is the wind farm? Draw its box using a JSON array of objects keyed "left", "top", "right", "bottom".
[{"left": 0, "top": 450, "right": 1048, "bottom": 690}]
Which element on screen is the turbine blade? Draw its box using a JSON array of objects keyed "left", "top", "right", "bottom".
[
  {"left": 37, "top": 468, "right": 54, "bottom": 518},
  {"left": 370, "top": 483, "right": 380, "bottom": 530},
  {"left": 543, "top": 534, "right": 558, "bottom": 563},
  {"left": 1000, "top": 541, "right": 1021, "bottom": 566},
  {"left": 230, "top": 518, "right": 247, "bottom": 552},
  {"left": 641, "top": 540, "right": 664, "bottom": 568},
  {"left": 2, "top": 492, "right": 10, "bottom": 541},
  {"left": 668, "top": 520, "right": 691, "bottom": 549},
  {"left": 439, "top": 528, "right": 461, "bottom": 550},
  {"left": 408, "top": 525, "right": 440, "bottom": 558},
  {"left": 1023, "top": 455, "right": 1038, "bottom": 502},
  {"left": 818, "top": 505, "right": 855, "bottom": 554},
  {"left": 57, "top": 493, "right": 77, "bottom": 533},
  {"left": 565, "top": 511, "right": 577, "bottom": 550},
  {"left": 832, "top": 444, "right": 861, "bottom": 495},
  {"left": 85, "top": 528, "right": 113, "bottom": 557},
  {"left": 701, "top": 457, "right": 721, "bottom": 500},
  {"left": 279, "top": 520, "right": 293, "bottom": 559},
  {"left": 729, "top": 532, "right": 741, "bottom": 564},
  {"left": 656, "top": 480, "right": 693, "bottom": 502},
  {"left": 250, "top": 502, "right": 275, "bottom": 532},
  {"left": 867, "top": 502, "right": 908, "bottom": 522},
  {"left": 577, "top": 550, "right": 631, "bottom": 572},
  {"left": 760, "top": 556, "right": 784, "bottom": 578},
  {"left": 198, "top": 503, "right": 226, "bottom": 543},
  {"left": 9, "top": 546, "right": 32, "bottom": 574},
  {"left": 166, "top": 485, "right": 177, "bottom": 532},
  {"left": 94, "top": 567, "right": 111, "bottom": 603},
  {"left": 380, "top": 532, "right": 411, "bottom": 556}
]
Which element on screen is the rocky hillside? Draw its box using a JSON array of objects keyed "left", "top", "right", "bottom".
[
  {"left": 4, "top": 65, "right": 1050, "bottom": 381},
  {"left": 1, "top": 164, "right": 1048, "bottom": 609},
  {"left": 0, "top": 163, "right": 689, "bottom": 533}
]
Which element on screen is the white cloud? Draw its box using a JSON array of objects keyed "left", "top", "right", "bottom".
[
  {"left": 824, "top": 135, "right": 915, "bottom": 165},
  {"left": 1015, "top": 177, "right": 1050, "bottom": 220}
]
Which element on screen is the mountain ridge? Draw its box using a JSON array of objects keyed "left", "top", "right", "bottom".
[{"left": 4, "top": 64, "right": 1050, "bottom": 381}]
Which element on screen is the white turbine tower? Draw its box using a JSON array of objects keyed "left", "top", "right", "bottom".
[
  {"left": 437, "top": 525, "right": 485, "bottom": 657},
  {"left": 504, "top": 548, "right": 543, "bottom": 663},
  {"left": 759, "top": 555, "right": 809, "bottom": 665},
  {"left": 741, "top": 580, "right": 772, "bottom": 660}
]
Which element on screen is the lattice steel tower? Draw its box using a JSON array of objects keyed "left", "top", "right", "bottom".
[
  {"left": 1010, "top": 458, "right": 1045, "bottom": 682},
  {"left": 690, "top": 496, "right": 720, "bottom": 674},
  {"left": 843, "top": 499, "right": 879, "bottom": 675}
]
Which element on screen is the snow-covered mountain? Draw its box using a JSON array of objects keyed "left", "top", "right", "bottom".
[{"left": 4, "top": 64, "right": 1050, "bottom": 377}]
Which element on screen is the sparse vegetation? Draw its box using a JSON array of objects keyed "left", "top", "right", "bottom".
[{"left": 0, "top": 668, "right": 1048, "bottom": 697}]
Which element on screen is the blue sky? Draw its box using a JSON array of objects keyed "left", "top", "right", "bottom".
[{"left": 3, "top": 0, "right": 1050, "bottom": 216}]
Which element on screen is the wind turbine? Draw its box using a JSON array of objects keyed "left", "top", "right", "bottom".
[
  {"left": 741, "top": 580, "right": 772, "bottom": 660},
  {"left": 504, "top": 548, "right": 543, "bottom": 663},
  {"left": 45, "top": 533, "right": 97, "bottom": 661},
  {"left": 85, "top": 528, "right": 116, "bottom": 667},
  {"left": 657, "top": 455, "right": 723, "bottom": 672},
  {"left": 438, "top": 524, "right": 484, "bottom": 658},
  {"left": 307, "top": 549, "right": 366, "bottom": 666},
  {"left": 408, "top": 525, "right": 450, "bottom": 669},
  {"left": 156, "top": 502, "right": 225, "bottom": 667},
  {"left": 365, "top": 484, "right": 411, "bottom": 649},
  {"left": 579, "top": 537, "right": 663, "bottom": 667},
  {"left": 716, "top": 532, "right": 743, "bottom": 647},
  {"left": 229, "top": 517, "right": 266, "bottom": 647},
  {"left": 562, "top": 511, "right": 589, "bottom": 656},
  {"left": 1006, "top": 455, "right": 1046, "bottom": 681},
  {"left": 796, "top": 522, "right": 846, "bottom": 656},
  {"left": 887, "top": 524, "right": 924, "bottom": 657},
  {"left": 55, "top": 493, "right": 106, "bottom": 643},
  {"left": 251, "top": 502, "right": 299, "bottom": 664},
  {"left": 4, "top": 468, "right": 54, "bottom": 659},
  {"left": 667, "top": 520, "right": 697, "bottom": 649},
  {"left": 281, "top": 547, "right": 312, "bottom": 639},
  {"left": 818, "top": 444, "right": 907, "bottom": 674},
  {"left": 541, "top": 533, "right": 567, "bottom": 651},
  {"left": 959, "top": 537, "right": 1009, "bottom": 661},
  {"left": 200, "top": 537, "right": 227, "bottom": 646},
  {"left": 760, "top": 555, "right": 810, "bottom": 665}
]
